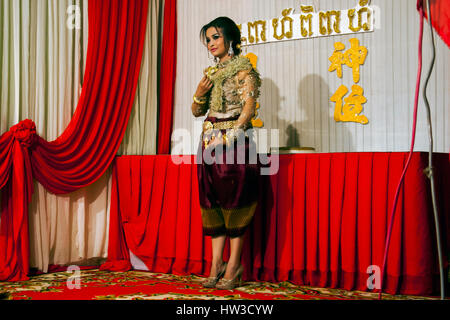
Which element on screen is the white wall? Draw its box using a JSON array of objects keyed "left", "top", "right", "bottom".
[{"left": 172, "top": 0, "right": 449, "bottom": 154}]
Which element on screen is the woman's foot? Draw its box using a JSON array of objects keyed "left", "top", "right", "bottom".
[
  {"left": 202, "top": 261, "right": 227, "bottom": 288},
  {"left": 215, "top": 264, "right": 244, "bottom": 290}
]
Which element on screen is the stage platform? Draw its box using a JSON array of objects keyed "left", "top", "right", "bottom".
[{"left": 101, "top": 152, "right": 450, "bottom": 296}]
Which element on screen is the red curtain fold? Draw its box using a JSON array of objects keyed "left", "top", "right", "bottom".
[
  {"left": 101, "top": 152, "right": 449, "bottom": 296},
  {"left": 157, "top": 0, "right": 177, "bottom": 154},
  {"left": 0, "top": 0, "right": 149, "bottom": 281}
]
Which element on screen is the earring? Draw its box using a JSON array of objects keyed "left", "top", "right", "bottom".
[
  {"left": 228, "top": 41, "right": 234, "bottom": 57},
  {"left": 208, "top": 50, "right": 214, "bottom": 62}
]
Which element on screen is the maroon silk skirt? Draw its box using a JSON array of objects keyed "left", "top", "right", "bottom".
[{"left": 196, "top": 116, "right": 260, "bottom": 237}]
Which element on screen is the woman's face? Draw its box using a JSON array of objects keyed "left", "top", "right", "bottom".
[{"left": 205, "top": 27, "right": 229, "bottom": 60}]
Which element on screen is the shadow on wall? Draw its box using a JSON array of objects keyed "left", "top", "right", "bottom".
[
  {"left": 297, "top": 74, "right": 354, "bottom": 153},
  {"left": 258, "top": 75, "right": 354, "bottom": 153}
]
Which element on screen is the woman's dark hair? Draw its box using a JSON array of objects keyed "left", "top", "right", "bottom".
[{"left": 200, "top": 17, "right": 242, "bottom": 56}]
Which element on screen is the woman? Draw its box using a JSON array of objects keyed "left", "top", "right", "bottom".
[{"left": 191, "top": 17, "right": 261, "bottom": 290}]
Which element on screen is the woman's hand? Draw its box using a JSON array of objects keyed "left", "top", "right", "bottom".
[
  {"left": 195, "top": 75, "right": 213, "bottom": 98},
  {"left": 205, "top": 133, "right": 224, "bottom": 150}
]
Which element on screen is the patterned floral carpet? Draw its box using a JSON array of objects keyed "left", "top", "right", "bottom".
[{"left": 0, "top": 269, "right": 442, "bottom": 300}]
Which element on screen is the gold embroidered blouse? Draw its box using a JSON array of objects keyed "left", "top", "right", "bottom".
[{"left": 193, "top": 56, "right": 261, "bottom": 132}]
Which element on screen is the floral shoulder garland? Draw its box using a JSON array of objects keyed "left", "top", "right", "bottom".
[{"left": 207, "top": 56, "right": 256, "bottom": 113}]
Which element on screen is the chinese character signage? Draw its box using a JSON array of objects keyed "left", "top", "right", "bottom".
[{"left": 329, "top": 38, "right": 369, "bottom": 125}]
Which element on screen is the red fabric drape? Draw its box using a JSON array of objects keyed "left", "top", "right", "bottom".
[
  {"left": 418, "top": 0, "right": 450, "bottom": 47},
  {"left": 101, "top": 152, "right": 449, "bottom": 296},
  {"left": 0, "top": 0, "right": 149, "bottom": 281},
  {"left": 157, "top": 0, "right": 177, "bottom": 154}
]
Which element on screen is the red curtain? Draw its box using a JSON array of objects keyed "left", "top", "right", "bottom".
[
  {"left": 0, "top": 0, "right": 149, "bottom": 281},
  {"left": 101, "top": 152, "right": 449, "bottom": 296},
  {"left": 418, "top": 0, "right": 450, "bottom": 47},
  {"left": 157, "top": 0, "right": 177, "bottom": 154}
]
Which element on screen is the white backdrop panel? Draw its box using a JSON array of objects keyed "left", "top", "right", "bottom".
[{"left": 173, "top": 0, "right": 449, "bottom": 154}]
